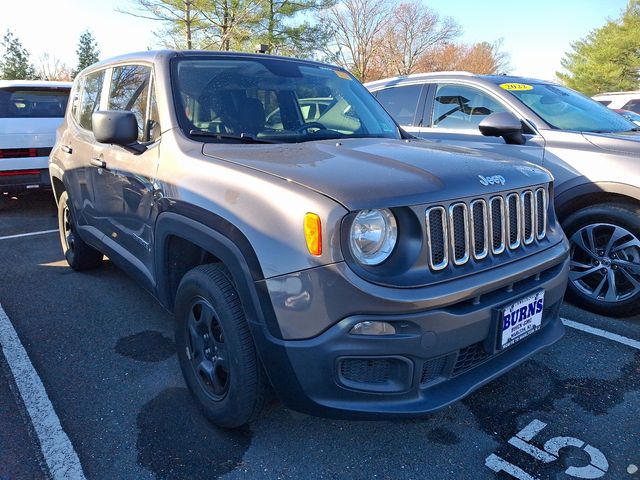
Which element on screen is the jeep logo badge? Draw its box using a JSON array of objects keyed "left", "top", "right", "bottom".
[{"left": 478, "top": 175, "right": 506, "bottom": 186}]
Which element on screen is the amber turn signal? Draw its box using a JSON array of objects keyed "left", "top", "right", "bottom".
[{"left": 304, "top": 213, "right": 322, "bottom": 256}]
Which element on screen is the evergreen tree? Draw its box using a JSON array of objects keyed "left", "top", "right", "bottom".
[
  {"left": 557, "top": 0, "right": 640, "bottom": 95},
  {"left": 73, "top": 30, "right": 100, "bottom": 78},
  {"left": 257, "top": 0, "right": 334, "bottom": 57},
  {"left": 0, "top": 30, "right": 37, "bottom": 80}
]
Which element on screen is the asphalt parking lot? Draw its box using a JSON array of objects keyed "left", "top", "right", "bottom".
[{"left": 0, "top": 191, "right": 638, "bottom": 480}]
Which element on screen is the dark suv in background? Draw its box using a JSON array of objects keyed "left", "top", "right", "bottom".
[
  {"left": 50, "top": 51, "right": 569, "bottom": 427},
  {"left": 367, "top": 73, "right": 640, "bottom": 317}
]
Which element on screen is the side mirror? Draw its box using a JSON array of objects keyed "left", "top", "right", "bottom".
[
  {"left": 478, "top": 112, "right": 525, "bottom": 145},
  {"left": 93, "top": 110, "right": 139, "bottom": 148}
]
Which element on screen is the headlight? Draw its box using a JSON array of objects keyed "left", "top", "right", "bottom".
[{"left": 349, "top": 209, "right": 397, "bottom": 265}]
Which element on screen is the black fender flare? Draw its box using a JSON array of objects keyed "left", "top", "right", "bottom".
[
  {"left": 153, "top": 206, "right": 280, "bottom": 334},
  {"left": 154, "top": 205, "right": 311, "bottom": 404},
  {"left": 554, "top": 179, "right": 640, "bottom": 220}
]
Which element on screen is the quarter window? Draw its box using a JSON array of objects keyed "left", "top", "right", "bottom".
[
  {"left": 78, "top": 70, "right": 105, "bottom": 131},
  {"left": 108, "top": 65, "right": 151, "bottom": 141},
  {"left": 375, "top": 85, "right": 422, "bottom": 126},
  {"left": 431, "top": 84, "right": 506, "bottom": 131},
  {"left": 622, "top": 99, "right": 640, "bottom": 114}
]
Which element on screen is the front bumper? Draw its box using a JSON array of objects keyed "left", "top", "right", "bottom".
[{"left": 252, "top": 239, "right": 569, "bottom": 419}]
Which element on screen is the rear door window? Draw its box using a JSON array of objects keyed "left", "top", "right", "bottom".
[
  {"left": 431, "top": 84, "right": 507, "bottom": 130},
  {"left": 78, "top": 70, "right": 105, "bottom": 131},
  {"left": 108, "top": 65, "right": 152, "bottom": 141},
  {"left": 0, "top": 88, "right": 70, "bottom": 118},
  {"left": 375, "top": 85, "right": 422, "bottom": 126}
]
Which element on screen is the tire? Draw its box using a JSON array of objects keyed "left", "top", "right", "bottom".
[
  {"left": 174, "top": 263, "right": 268, "bottom": 428},
  {"left": 57, "top": 191, "right": 103, "bottom": 271},
  {"left": 564, "top": 203, "right": 640, "bottom": 317}
]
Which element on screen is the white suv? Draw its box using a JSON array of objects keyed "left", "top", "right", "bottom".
[
  {"left": 592, "top": 91, "right": 640, "bottom": 114},
  {"left": 0, "top": 80, "right": 71, "bottom": 193}
]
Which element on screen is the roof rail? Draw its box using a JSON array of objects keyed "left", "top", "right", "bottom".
[
  {"left": 593, "top": 90, "right": 640, "bottom": 96},
  {"left": 364, "top": 71, "right": 475, "bottom": 86}
]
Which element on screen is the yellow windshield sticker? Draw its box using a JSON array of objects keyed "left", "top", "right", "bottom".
[
  {"left": 500, "top": 82, "right": 533, "bottom": 91},
  {"left": 334, "top": 70, "right": 352, "bottom": 80}
]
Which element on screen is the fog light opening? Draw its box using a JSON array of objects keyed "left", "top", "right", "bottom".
[{"left": 350, "top": 321, "right": 396, "bottom": 336}]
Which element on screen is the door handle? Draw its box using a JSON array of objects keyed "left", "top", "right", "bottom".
[
  {"left": 61, "top": 145, "right": 72, "bottom": 154},
  {"left": 90, "top": 158, "right": 107, "bottom": 169}
]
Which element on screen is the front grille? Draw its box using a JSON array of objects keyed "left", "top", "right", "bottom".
[
  {"left": 425, "top": 187, "right": 547, "bottom": 271},
  {"left": 452, "top": 343, "right": 490, "bottom": 376},
  {"left": 339, "top": 358, "right": 392, "bottom": 385},
  {"left": 420, "top": 356, "right": 448, "bottom": 385}
]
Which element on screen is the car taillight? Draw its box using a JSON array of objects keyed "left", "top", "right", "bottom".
[
  {"left": 0, "top": 169, "right": 40, "bottom": 176},
  {"left": 0, "top": 148, "right": 38, "bottom": 159}
]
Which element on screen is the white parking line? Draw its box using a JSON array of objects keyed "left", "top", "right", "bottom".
[
  {"left": 562, "top": 318, "right": 640, "bottom": 350},
  {"left": 0, "top": 229, "right": 58, "bottom": 241},
  {"left": 0, "top": 304, "right": 86, "bottom": 480}
]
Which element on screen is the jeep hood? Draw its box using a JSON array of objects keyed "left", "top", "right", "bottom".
[
  {"left": 582, "top": 130, "right": 640, "bottom": 156},
  {"left": 202, "top": 138, "right": 551, "bottom": 210}
]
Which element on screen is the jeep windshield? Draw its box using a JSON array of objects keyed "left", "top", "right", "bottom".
[
  {"left": 504, "top": 83, "right": 636, "bottom": 133},
  {"left": 171, "top": 57, "right": 401, "bottom": 143}
]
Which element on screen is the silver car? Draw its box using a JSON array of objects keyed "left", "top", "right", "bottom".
[{"left": 366, "top": 73, "right": 640, "bottom": 317}]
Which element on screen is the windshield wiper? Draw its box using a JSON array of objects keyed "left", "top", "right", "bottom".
[{"left": 189, "top": 130, "right": 277, "bottom": 144}]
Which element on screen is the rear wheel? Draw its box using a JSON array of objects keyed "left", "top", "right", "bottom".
[
  {"left": 564, "top": 203, "right": 640, "bottom": 317},
  {"left": 57, "top": 191, "right": 103, "bottom": 271},
  {"left": 174, "top": 264, "right": 268, "bottom": 428}
]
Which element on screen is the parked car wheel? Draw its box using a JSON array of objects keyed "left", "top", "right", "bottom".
[
  {"left": 57, "top": 191, "right": 103, "bottom": 271},
  {"left": 174, "top": 264, "right": 268, "bottom": 428},
  {"left": 564, "top": 203, "right": 640, "bottom": 317}
]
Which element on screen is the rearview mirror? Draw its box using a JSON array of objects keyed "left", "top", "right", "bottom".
[
  {"left": 478, "top": 112, "right": 525, "bottom": 145},
  {"left": 93, "top": 110, "right": 139, "bottom": 147}
]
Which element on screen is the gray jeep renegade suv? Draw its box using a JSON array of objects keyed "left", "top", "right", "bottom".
[{"left": 50, "top": 51, "right": 569, "bottom": 428}]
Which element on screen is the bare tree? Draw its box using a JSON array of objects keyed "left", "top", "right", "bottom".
[
  {"left": 376, "top": 2, "right": 460, "bottom": 77},
  {"left": 37, "top": 54, "right": 73, "bottom": 81},
  {"left": 196, "top": 0, "right": 264, "bottom": 51},
  {"left": 321, "top": 0, "right": 392, "bottom": 82},
  {"left": 119, "top": 0, "right": 266, "bottom": 51}
]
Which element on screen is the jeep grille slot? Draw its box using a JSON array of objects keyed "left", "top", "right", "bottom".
[
  {"left": 521, "top": 190, "right": 535, "bottom": 245},
  {"left": 425, "top": 206, "right": 448, "bottom": 271},
  {"left": 424, "top": 186, "right": 548, "bottom": 271},
  {"left": 506, "top": 193, "right": 521, "bottom": 250},
  {"left": 449, "top": 203, "right": 469, "bottom": 265},
  {"left": 470, "top": 200, "right": 488, "bottom": 260},
  {"left": 535, "top": 188, "right": 547, "bottom": 240},
  {"left": 489, "top": 196, "right": 506, "bottom": 255}
]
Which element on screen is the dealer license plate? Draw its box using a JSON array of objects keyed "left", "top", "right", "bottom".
[{"left": 500, "top": 291, "right": 544, "bottom": 349}]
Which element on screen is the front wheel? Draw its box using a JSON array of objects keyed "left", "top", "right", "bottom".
[
  {"left": 174, "top": 264, "right": 268, "bottom": 428},
  {"left": 564, "top": 203, "right": 640, "bottom": 317}
]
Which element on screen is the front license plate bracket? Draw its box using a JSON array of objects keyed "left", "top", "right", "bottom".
[{"left": 485, "top": 290, "right": 545, "bottom": 354}]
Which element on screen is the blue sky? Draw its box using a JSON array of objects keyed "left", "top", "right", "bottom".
[{"left": 0, "top": 0, "right": 630, "bottom": 80}]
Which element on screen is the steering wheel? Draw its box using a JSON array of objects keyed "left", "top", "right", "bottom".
[{"left": 296, "top": 122, "right": 328, "bottom": 134}]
